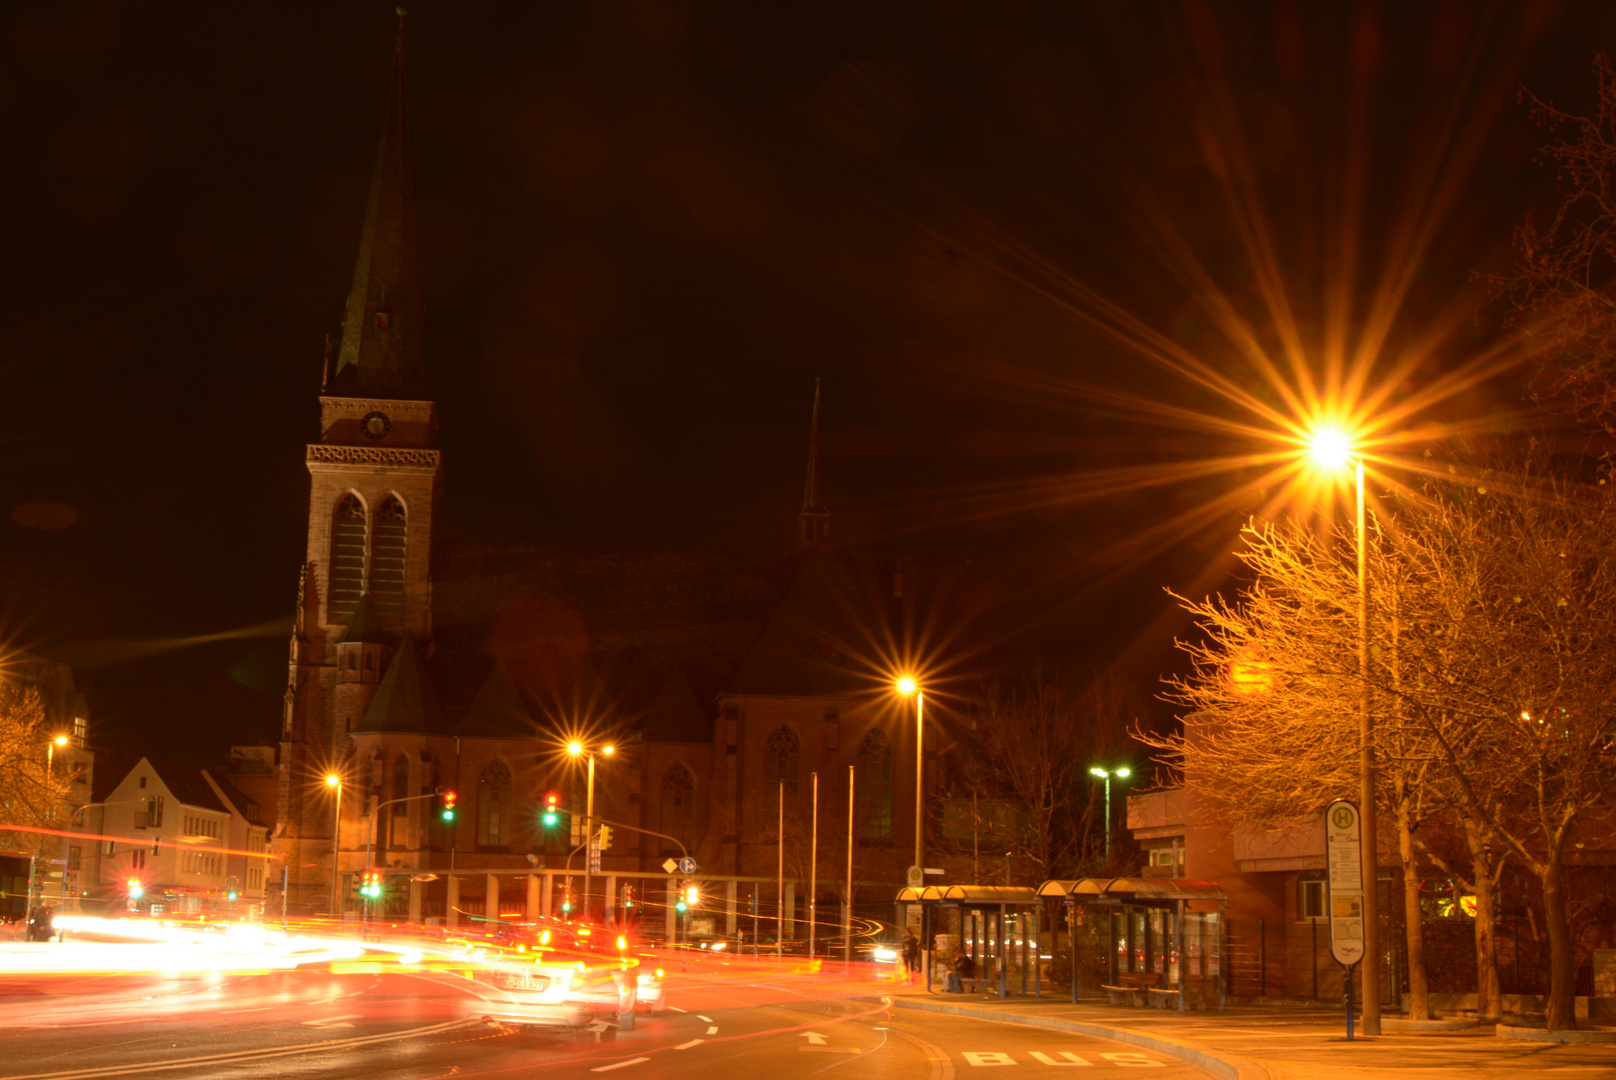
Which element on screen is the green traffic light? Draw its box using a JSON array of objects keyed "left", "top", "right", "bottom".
[
  {"left": 675, "top": 900, "right": 687, "bottom": 912},
  {"left": 542, "top": 811, "right": 558, "bottom": 826},
  {"left": 441, "top": 809, "right": 455, "bottom": 821}
]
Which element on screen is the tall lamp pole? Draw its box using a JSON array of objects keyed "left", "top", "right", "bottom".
[
  {"left": 1309, "top": 430, "right": 1381, "bottom": 1036},
  {"left": 325, "top": 773, "right": 343, "bottom": 918},
  {"left": 896, "top": 677, "right": 924, "bottom": 878},
  {"left": 1089, "top": 766, "right": 1131, "bottom": 861},
  {"left": 568, "top": 741, "right": 614, "bottom": 922}
]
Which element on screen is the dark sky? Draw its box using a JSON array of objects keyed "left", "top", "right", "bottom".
[{"left": 0, "top": 1, "right": 1609, "bottom": 768}]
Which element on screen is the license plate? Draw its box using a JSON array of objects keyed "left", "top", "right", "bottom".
[{"left": 497, "top": 975, "right": 551, "bottom": 992}]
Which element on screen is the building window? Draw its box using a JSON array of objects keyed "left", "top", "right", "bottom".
[
  {"left": 661, "top": 764, "right": 695, "bottom": 851},
  {"left": 371, "top": 496, "right": 407, "bottom": 620},
  {"left": 390, "top": 754, "right": 410, "bottom": 849},
  {"left": 1299, "top": 876, "right": 1326, "bottom": 920},
  {"left": 147, "top": 796, "right": 164, "bottom": 828},
  {"left": 477, "top": 761, "right": 512, "bottom": 848},
  {"left": 764, "top": 726, "right": 800, "bottom": 792},
  {"left": 329, "top": 494, "right": 367, "bottom": 618},
  {"left": 130, "top": 849, "right": 145, "bottom": 870},
  {"left": 138, "top": 776, "right": 146, "bottom": 789},
  {"left": 856, "top": 728, "right": 893, "bottom": 840}
]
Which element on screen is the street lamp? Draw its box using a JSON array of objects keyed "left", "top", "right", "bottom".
[
  {"left": 1089, "top": 766, "right": 1131, "bottom": 861},
  {"left": 567, "top": 741, "right": 614, "bottom": 921},
  {"left": 25, "top": 734, "right": 72, "bottom": 906},
  {"left": 895, "top": 677, "right": 924, "bottom": 882},
  {"left": 1307, "top": 425, "right": 1381, "bottom": 1036},
  {"left": 325, "top": 773, "right": 343, "bottom": 918}
]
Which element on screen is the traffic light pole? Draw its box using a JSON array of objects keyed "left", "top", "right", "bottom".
[{"left": 362, "top": 790, "right": 441, "bottom": 937}]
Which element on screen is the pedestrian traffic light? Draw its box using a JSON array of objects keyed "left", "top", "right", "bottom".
[
  {"left": 598, "top": 825, "right": 613, "bottom": 851},
  {"left": 440, "top": 790, "right": 457, "bottom": 822},
  {"left": 542, "top": 792, "right": 560, "bottom": 827}
]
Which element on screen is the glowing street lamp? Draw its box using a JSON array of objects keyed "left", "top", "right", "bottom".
[
  {"left": 568, "top": 741, "right": 614, "bottom": 920},
  {"left": 325, "top": 773, "right": 343, "bottom": 918},
  {"left": 1306, "top": 423, "right": 1381, "bottom": 1036},
  {"left": 1089, "top": 766, "right": 1131, "bottom": 861},
  {"left": 895, "top": 677, "right": 925, "bottom": 882}
]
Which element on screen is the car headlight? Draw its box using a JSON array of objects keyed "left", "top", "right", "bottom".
[{"left": 873, "top": 947, "right": 898, "bottom": 961}]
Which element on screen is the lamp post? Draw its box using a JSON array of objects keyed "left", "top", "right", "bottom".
[
  {"left": 895, "top": 677, "right": 924, "bottom": 880},
  {"left": 1088, "top": 766, "right": 1131, "bottom": 861},
  {"left": 325, "top": 773, "right": 343, "bottom": 918},
  {"left": 1308, "top": 428, "right": 1381, "bottom": 1036},
  {"left": 26, "top": 734, "right": 71, "bottom": 907},
  {"left": 568, "top": 741, "right": 614, "bottom": 921}
]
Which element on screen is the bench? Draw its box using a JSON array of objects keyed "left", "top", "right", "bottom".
[{"left": 1101, "top": 971, "right": 1160, "bottom": 1007}]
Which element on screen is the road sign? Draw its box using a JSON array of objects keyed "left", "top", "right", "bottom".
[
  {"left": 906, "top": 865, "right": 923, "bottom": 888},
  {"left": 662, "top": 858, "right": 679, "bottom": 874},
  {"left": 1324, "top": 799, "right": 1366, "bottom": 967},
  {"left": 677, "top": 856, "right": 698, "bottom": 875}
]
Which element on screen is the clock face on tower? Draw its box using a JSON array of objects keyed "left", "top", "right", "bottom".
[{"left": 360, "top": 412, "right": 391, "bottom": 441}]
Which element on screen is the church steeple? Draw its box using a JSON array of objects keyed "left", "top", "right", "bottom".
[
  {"left": 798, "top": 378, "right": 830, "bottom": 547},
  {"left": 328, "top": 9, "right": 426, "bottom": 400}
]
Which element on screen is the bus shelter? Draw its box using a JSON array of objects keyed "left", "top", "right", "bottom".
[
  {"left": 1037, "top": 877, "right": 1227, "bottom": 1011},
  {"left": 896, "top": 885, "right": 1041, "bottom": 996}
]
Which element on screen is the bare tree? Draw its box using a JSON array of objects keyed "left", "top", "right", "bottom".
[
  {"left": 0, "top": 684, "right": 73, "bottom": 879},
  {"left": 1492, "top": 52, "right": 1616, "bottom": 432}
]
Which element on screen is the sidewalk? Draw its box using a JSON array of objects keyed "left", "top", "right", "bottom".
[{"left": 871, "top": 975, "right": 1616, "bottom": 1080}]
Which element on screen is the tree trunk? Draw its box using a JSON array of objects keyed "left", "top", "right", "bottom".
[
  {"left": 1540, "top": 848, "right": 1578, "bottom": 1031},
  {"left": 1461, "top": 818, "right": 1502, "bottom": 1023},
  {"left": 1397, "top": 801, "right": 1429, "bottom": 1019}
]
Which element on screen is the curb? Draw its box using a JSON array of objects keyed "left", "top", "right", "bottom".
[
  {"left": 1383, "top": 1017, "right": 1480, "bottom": 1032},
  {"left": 1498, "top": 1023, "right": 1616, "bottom": 1043},
  {"left": 862, "top": 996, "right": 1270, "bottom": 1080}
]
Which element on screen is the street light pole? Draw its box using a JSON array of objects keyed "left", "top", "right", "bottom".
[
  {"left": 568, "top": 741, "right": 614, "bottom": 922},
  {"left": 1089, "top": 766, "right": 1131, "bottom": 862},
  {"left": 1354, "top": 457, "right": 1382, "bottom": 1035},
  {"left": 325, "top": 774, "right": 343, "bottom": 918}
]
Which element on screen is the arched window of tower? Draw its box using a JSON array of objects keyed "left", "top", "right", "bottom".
[
  {"left": 329, "top": 494, "right": 367, "bottom": 618},
  {"left": 477, "top": 761, "right": 512, "bottom": 850},
  {"left": 371, "top": 496, "right": 408, "bottom": 620},
  {"left": 765, "top": 725, "right": 801, "bottom": 792},
  {"left": 660, "top": 763, "right": 696, "bottom": 852},
  {"left": 856, "top": 728, "right": 894, "bottom": 841}
]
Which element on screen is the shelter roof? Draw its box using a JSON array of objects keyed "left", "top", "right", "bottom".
[{"left": 1037, "top": 877, "right": 1227, "bottom": 903}]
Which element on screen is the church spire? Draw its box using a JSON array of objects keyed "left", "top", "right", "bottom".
[
  {"left": 798, "top": 378, "right": 830, "bottom": 547},
  {"left": 328, "top": 9, "right": 426, "bottom": 400}
]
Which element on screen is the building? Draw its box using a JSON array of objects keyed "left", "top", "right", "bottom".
[
  {"left": 270, "top": 23, "right": 976, "bottom": 931},
  {"left": 82, "top": 758, "right": 269, "bottom": 916}
]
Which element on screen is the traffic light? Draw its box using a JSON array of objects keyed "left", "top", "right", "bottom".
[
  {"left": 598, "top": 825, "right": 613, "bottom": 851},
  {"left": 542, "top": 792, "right": 560, "bottom": 827},
  {"left": 227, "top": 889, "right": 238, "bottom": 902},
  {"left": 440, "top": 790, "right": 457, "bottom": 822},
  {"left": 684, "top": 885, "right": 699, "bottom": 907},
  {"left": 561, "top": 890, "right": 573, "bottom": 914},
  {"left": 622, "top": 884, "right": 635, "bottom": 908},
  {"left": 361, "top": 871, "right": 382, "bottom": 898},
  {"left": 126, "top": 878, "right": 144, "bottom": 900}
]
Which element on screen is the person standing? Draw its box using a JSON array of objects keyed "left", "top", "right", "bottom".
[{"left": 901, "top": 929, "right": 919, "bottom": 974}]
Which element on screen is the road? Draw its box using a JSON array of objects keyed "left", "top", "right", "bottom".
[{"left": 0, "top": 952, "right": 1204, "bottom": 1079}]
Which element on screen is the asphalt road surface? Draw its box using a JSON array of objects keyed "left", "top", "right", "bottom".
[{"left": 1, "top": 964, "right": 1208, "bottom": 1079}]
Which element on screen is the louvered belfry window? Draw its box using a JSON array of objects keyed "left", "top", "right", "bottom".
[
  {"left": 329, "top": 495, "right": 367, "bottom": 618},
  {"left": 371, "top": 496, "right": 408, "bottom": 620},
  {"left": 856, "top": 728, "right": 894, "bottom": 840}
]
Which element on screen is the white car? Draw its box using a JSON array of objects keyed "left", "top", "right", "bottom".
[{"left": 460, "top": 956, "right": 599, "bottom": 1029}]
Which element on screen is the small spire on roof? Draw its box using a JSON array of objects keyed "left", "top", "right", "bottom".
[{"left": 798, "top": 378, "right": 830, "bottom": 548}]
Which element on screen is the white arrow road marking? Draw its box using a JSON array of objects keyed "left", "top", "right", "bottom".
[
  {"left": 591, "top": 1057, "right": 650, "bottom": 1072},
  {"left": 799, "top": 1032, "right": 828, "bottom": 1045},
  {"left": 1030, "top": 1052, "right": 1092, "bottom": 1065},
  {"left": 697, "top": 1015, "right": 713, "bottom": 1022},
  {"left": 673, "top": 1039, "right": 704, "bottom": 1050},
  {"left": 301, "top": 1015, "right": 360, "bottom": 1028}
]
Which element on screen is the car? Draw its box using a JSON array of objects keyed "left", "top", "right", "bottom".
[
  {"left": 634, "top": 962, "right": 666, "bottom": 1012},
  {"left": 458, "top": 954, "right": 604, "bottom": 1029}
]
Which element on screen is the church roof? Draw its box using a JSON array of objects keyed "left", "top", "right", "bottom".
[
  {"left": 636, "top": 664, "right": 710, "bottom": 743},
  {"left": 337, "top": 593, "right": 389, "bottom": 645},
  {"left": 457, "top": 660, "right": 539, "bottom": 740},
  {"left": 327, "top": 15, "right": 427, "bottom": 400},
  {"left": 356, "top": 632, "right": 450, "bottom": 734},
  {"left": 725, "top": 549, "right": 878, "bottom": 697}
]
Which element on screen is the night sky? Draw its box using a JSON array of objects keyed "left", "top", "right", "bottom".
[{"left": 0, "top": 1, "right": 1609, "bottom": 768}]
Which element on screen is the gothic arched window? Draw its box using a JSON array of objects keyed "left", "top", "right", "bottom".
[
  {"left": 477, "top": 761, "right": 512, "bottom": 848},
  {"left": 661, "top": 764, "right": 695, "bottom": 851},
  {"left": 371, "top": 496, "right": 407, "bottom": 620},
  {"left": 856, "top": 728, "right": 893, "bottom": 841},
  {"left": 329, "top": 494, "right": 367, "bottom": 618},
  {"left": 764, "top": 725, "right": 800, "bottom": 792}
]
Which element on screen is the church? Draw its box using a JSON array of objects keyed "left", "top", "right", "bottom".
[{"left": 271, "top": 24, "right": 977, "bottom": 934}]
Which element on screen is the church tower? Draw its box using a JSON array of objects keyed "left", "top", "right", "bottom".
[{"left": 275, "top": 16, "right": 441, "bottom": 914}]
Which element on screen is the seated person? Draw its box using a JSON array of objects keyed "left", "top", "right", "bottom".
[{"left": 946, "top": 949, "right": 975, "bottom": 992}]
